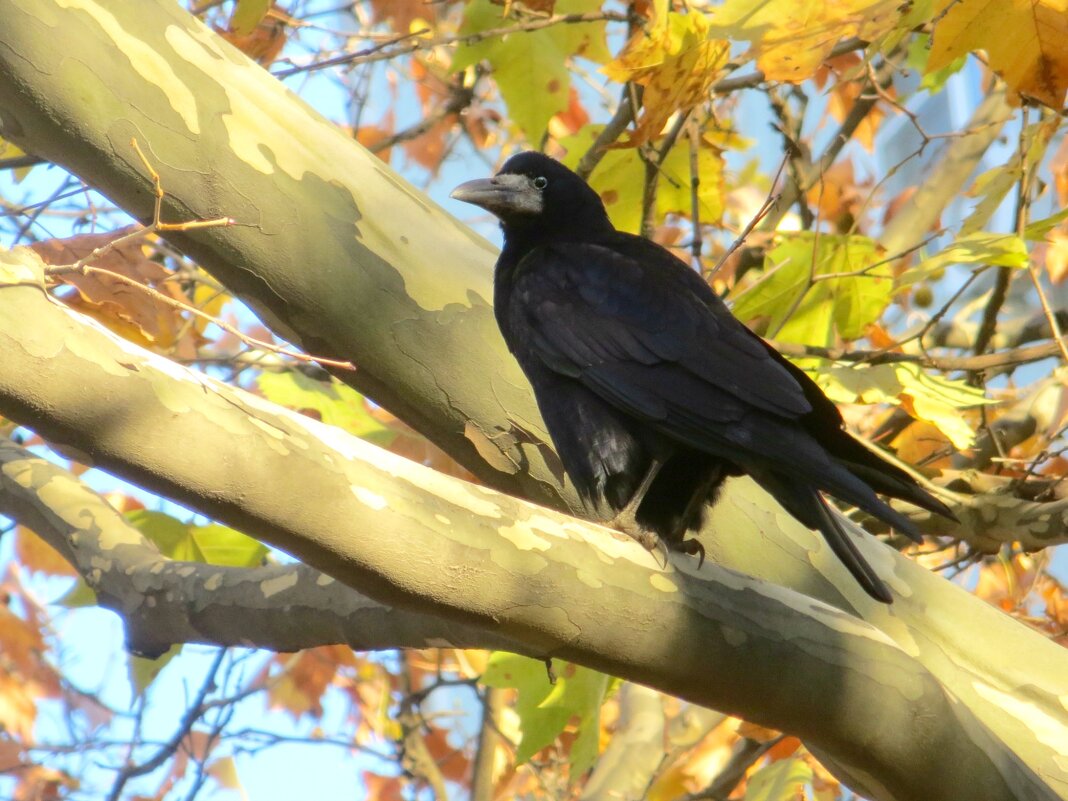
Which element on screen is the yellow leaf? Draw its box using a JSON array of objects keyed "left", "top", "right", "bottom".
[
  {"left": 208, "top": 757, "right": 247, "bottom": 800},
  {"left": 928, "top": 0, "right": 1068, "bottom": 108},
  {"left": 129, "top": 645, "right": 182, "bottom": 695},
  {"left": 706, "top": 0, "right": 904, "bottom": 82},
  {"left": 193, "top": 277, "right": 229, "bottom": 336},
  {"left": 0, "top": 138, "right": 32, "bottom": 182},
  {"left": 817, "top": 362, "right": 994, "bottom": 448},
  {"left": 603, "top": 10, "right": 729, "bottom": 145}
]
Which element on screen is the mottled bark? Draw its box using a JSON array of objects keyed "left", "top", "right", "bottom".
[
  {"left": 0, "top": 246, "right": 1063, "bottom": 801},
  {"left": 0, "top": 4, "right": 1066, "bottom": 800}
]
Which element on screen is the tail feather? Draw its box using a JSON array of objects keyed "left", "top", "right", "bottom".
[
  {"left": 813, "top": 494, "right": 893, "bottom": 604},
  {"left": 837, "top": 457, "right": 958, "bottom": 522},
  {"left": 751, "top": 471, "right": 894, "bottom": 604}
]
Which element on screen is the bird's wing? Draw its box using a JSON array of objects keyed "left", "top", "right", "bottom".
[
  {"left": 509, "top": 240, "right": 911, "bottom": 515},
  {"left": 510, "top": 240, "right": 812, "bottom": 425}
]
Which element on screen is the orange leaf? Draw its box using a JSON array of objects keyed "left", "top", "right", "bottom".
[
  {"left": 889, "top": 418, "right": 953, "bottom": 471},
  {"left": 357, "top": 126, "right": 396, "bottom": 163},
  {"left": 929, "top": 0, "right": 1068, "bottom": 108},
  {"left": 363, "top": 772, "right": 405, "bottom": 801},
  {"left": 14, "top": 526, "right": 77, "bottom": 577},
  {"left": 548, "top": 87, "right": 590, "bottom": 138},
  {"left": 1051, "top": 135, "right": 1068, "bottom": 206},
  {"left": 1042, "top": 231, "right": 1068, "bottom": 284},
  {"left": 32, "top": 229, "right": 199, "bottom": 355},
  {"left": 0, "top": 671, "right": 40, "bottom": 741},
  {"left": 267, "top": 646, "right": 356, "bottom": 720},
  {"left": 369, "top": 0, "right": 436, "bottom": 31},
  {"left": 806, "top": 158, "right": 871, "bottom": 232},
  {"left": 423, "top": 726, "right": 471, "bottom": 783},
  {"left": 820, "top": 55, "right": 889, "bottom": 152}
]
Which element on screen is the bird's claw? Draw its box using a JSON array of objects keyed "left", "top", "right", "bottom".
[{"left": 672, "top": 537, "right": 706, "bottom": 569}]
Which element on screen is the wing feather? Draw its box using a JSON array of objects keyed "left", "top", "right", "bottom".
[{"left": 510, "top": 239, "right": 811, "bottom": 424}]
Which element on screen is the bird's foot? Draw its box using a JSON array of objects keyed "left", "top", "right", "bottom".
[
  {"left": 672, "top": 536, "right": 706, "bottom": 569},
  {"left": 606, "top": 510, "right": 669, "bottom": 568}
]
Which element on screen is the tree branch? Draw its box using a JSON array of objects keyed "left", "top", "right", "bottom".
[{"left": 0, "top": 245, "right": 1063, "bottom": 801}]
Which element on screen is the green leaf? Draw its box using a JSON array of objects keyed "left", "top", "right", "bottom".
[
  {"left": 960, "top": 164, "right": 1021, "bottom": 236},
  {"left": 906, "top": 33, "right": 966, "bottom": 93},
  {"left": 129, "top": 645, "right": 182, "bottom": 696},
  {"left": 744, "top": 757, "right": 813, "bottom": 801},
  {"left": 1024, "top": 208, "right": 1068, "bottom": 241},
  {"left": 730, "top": 233, "right": 891, "bottom": 346},
  {"left": 257, "top": 371, "right": 395, "bottom": 447},
  {"left": 230, "top": 0, "right": 271, "bottom": 36},
  {"left": 452, "top": 0, "right": 608, "bottom": 141},
  {"left": 482, "top": 652, "right": 609, "bottom": 777},
  {"left": 127, "top": 510, "right": 197, "bottom": 560},
  {"left": 897, "top": 231, "right": 1028, "bottom": 290},
  {"left": 559, "top": 128, "right": 725, "bottom": 233},
  {"left": 816, "top": 362, "right": 994, "bottom": 448},
  {"left": 658, "top": 141, "right": 725, "bottom": 226},
  {"left": 126, "top": 510, "right": 268, "bottom": 568},
  {"left": 190, "top": 524, "right": 268, "bottom": 568}
]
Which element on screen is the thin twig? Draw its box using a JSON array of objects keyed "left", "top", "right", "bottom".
[
  {"left": 768, "top": 336, "right": 1064, "bottom": 373},
  {"left": 687, "top": 116, "right": 703, "bottom": 266},
  {"left": 708, "top": 155, "right": 787, "bottom": 278},
  {"left": 274, "top": 11, "right": 629, "bottom": 78},
  {"left": 106, "top": 650, "right": 228, "bottom": 801},
  {"left": 41, "top": 139, "right": 355, "bottom": 372},
  {"left": 575, "top": 83, "right": 640, "bottom": 179}
]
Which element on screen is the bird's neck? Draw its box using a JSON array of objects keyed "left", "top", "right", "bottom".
[{"left": 499, "top": 214, "right": 615, "bottom": 255}]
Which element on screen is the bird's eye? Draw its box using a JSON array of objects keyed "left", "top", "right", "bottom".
[{"left": 533, "top": 176, "right": 549, "bottom": 189}]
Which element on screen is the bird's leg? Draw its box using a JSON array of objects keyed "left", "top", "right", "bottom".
[
  {"left": 607, "top": 458, "right": 666, "bottom": 555},
  {"left": 666, "top": 464, "right": 726, "bottom": 568}
]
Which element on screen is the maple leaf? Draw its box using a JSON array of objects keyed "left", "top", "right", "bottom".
[
  {"left": 603, "top": 8, "right": 729, "bottom": 146},
  {"left": 706, "top": 0, "right": 904, "bottom": 82},
  {"left": 815, "top": 53, "right": 890, "bottom": 152},
  {"left": 929, "top": 0, "right": 1068, "bottom": 108},
  {"left": 32, "top": 228, "right": 203, "bottom": 356}
]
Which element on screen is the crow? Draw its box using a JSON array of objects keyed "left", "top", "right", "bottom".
[{"left": 451, "top": 151, "right": 955, "bottom": 603}]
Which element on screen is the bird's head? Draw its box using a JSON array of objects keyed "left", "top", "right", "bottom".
[{"left": 451, "top": 151, "right": 613, "bottom": 241}]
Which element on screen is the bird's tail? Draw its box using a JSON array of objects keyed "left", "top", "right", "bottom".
[{"left": 751, "top": 471, "right": 894, "bottom": 604}]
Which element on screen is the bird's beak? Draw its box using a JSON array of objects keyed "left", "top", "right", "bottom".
[{"left": 450, "top": 174, "right": 542, "bottom": 217}]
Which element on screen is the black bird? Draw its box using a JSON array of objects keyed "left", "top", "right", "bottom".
[{"left": 451, "top": 151, "right": 955, "bottom": 603}]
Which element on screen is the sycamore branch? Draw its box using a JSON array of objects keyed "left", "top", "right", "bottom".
[
  {"left": 0, "top": 437, "right": 518, "bottom": 657},
  {"left": 0, "top": 244, "right": 1064, "bottom": 801},
  {"left": 0, "top": 5, "right": 1066, "bottom": 799}
]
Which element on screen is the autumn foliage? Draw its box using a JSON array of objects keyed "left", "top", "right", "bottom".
[{"left": 1, "top": 0, "right": 1067, "bottom": 799}]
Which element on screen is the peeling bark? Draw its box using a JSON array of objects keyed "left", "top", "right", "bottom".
[
  {"left": 0, "top": 246, "right": 1064, "bottom": 801},
  {"left": 0, "top": 4, "right": 1066, "bottom": 800}
]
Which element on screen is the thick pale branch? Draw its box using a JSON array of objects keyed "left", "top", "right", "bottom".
[
  {"left": 0, "top": 5, "right": 1066, "bottom": 799},
  {"left": 0, "top": 438, "right": 519, "bottom": 656},
  {"left": 0, "top": 246, "right": 1063, "bottom": 801}
]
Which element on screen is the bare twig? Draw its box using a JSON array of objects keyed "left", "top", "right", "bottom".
[
  {"left": 40, "top": 139, "right": 355, "bottom": 372},
  {"left": 769, "top": 337, "right": 1065, "bottom": 373},
  {"left": 575, "top": 83, "right": 640, "bottom": 179},
  {"left": 106, "top": 649, "right": 228, "bottom": 801},
  {"left": 275, "top": 11, "right": 629, "bottom": 78}
]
